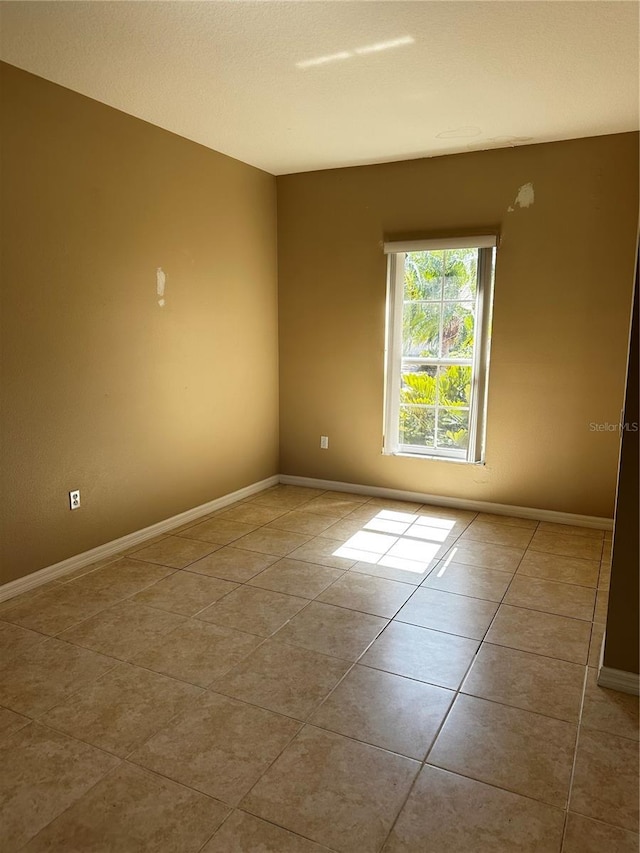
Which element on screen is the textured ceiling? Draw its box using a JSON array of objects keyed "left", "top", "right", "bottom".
[{"left": 1, "top": 1, "right": 638, "bottom": 175}]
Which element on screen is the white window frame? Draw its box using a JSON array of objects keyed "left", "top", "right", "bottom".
[{"left": 383, "top": 236, "right": 496, "bottom": 463}]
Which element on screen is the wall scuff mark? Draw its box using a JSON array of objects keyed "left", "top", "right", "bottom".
[
  {"left": 508, "top": 182, "right": 535, "bottom": 212},
  {"left": 156, "top": 267, "right": 166, "bottom": 307}
]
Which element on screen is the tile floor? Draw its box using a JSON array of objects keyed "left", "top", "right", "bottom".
[{"left": 0, "top": 484, "right": 638, "bottom": 852}]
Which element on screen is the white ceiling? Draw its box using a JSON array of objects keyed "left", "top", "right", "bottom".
[{"left": 1, "top": 1, "right": 638, "bottom": 175}]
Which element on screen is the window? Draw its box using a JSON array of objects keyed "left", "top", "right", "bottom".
[{"left": 383, "top": 236, "right": 496, "bottom": 462}]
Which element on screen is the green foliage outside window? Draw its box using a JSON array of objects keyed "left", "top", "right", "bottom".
[{"left": 399, "top": 248, "right": 477, "bottom": 450}]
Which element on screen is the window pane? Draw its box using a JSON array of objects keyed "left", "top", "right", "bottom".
[
  {"left": 437, "top": 408, "right": 470, "bottom": 450},
  {"left": 401, "top": 366, "right": 437, "bottom": 405},
  {"left": 438, "top": 365, "right": 472, "bottom": 407},
  {"left": 399, "top": 406, "right": 435, "bottom": 447},
  {"left": 442, "top": 302, "right": 474, "bottom": 358},
  {"left": 404, "top": 251, "right": 443, "bottom": 301},
  {"left": 402, "top": 303, "right": 440, "bottom": 357},
  {"left": 443, "top": 249, "right": 478, "bottom": 300}
]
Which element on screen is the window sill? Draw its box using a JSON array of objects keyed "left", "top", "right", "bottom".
[{"left": 382, "top": 450, "right": 485, "bottom": 465}]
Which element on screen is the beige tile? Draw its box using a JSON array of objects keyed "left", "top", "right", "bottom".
[
  {"left": 443, "top": 540, "right": 524, "bottom": 572},
  {"left": 180, "top": 517, "right": 259, "bottom": 545},
  {"left": 0, "top": 620, "right": 47, "bottom": 657},
  {"left": 395, "top": 587, "right": 498, "bottom": 640},
  {"left": 0, "top": 707, "right": 30, "bottom": 742},
  {"left": 317, "top": 572, "right": 414, "bottom": 617},
  {"left": 130, "top": 619, "right": 261, "bottom": 687},
  {"left": 168, "top": 514, "right": 218, "bottom": 534},
  {"left": 274, "top": 601, "right": 387, "bottom": 661},
  {"left": 537, "top": 521, "right": 605, "bottom": 540},
  {"left": 242, "top": 725, "right": 418, "bottom": 853},
  {"left": 309, "top": 665, "right": 453, "bottom": 759},
  {"left": 121, "top": 533, "right": 171, "bottom": 555},
  {"left": 581, "top": 667, "right": 639, "bottom": 741},
  {"left": 421, "top": 560, "right": 512, "bottom": 601},
  {"left": 504, "top": 575, "right": 596, "bottom": 621},
  {"left": 0, "top": 587, "right": 46, "bottom": 617},
  {"left": 563, "top": 813, "right": 640, "bottom": 853},
  {"left": 518, "top": 549, "right": 600, "bottom": 586},
  {"left": 384, "top": 764, "right": 564, "bottom": 853},
  {"left": 384, "top": 534, "right": 451, "bottom": 564},
  {"left": 475, "top": 512, "right": 538, "bottom": 529},
  {"left": 202, "top": 810, "right": 331, "bottom": 853},
  {"left": 131, "top": 535, "right": 220, "bottom": 568},
  {"left": 60, "top": 601, "right": 186, "bottom": 661},
  {"left": 303, "top": 494, "right": 369, "bottom": 518},
  {"left": 213, "top": 640, "right": 350, "bottom": 720},
  {"left": 288, "top": 536, "right": 357, "bottom": 569},
  {"left": 332, "top": 528, "right": 399, "bottom": 557},
  {"left": 329, "top": 513, "right": 413, "bottom": 540},
  {"left": 67, "top": 557, "right": 174, "bottom": 601},
  {"left": 460, "top": 520, "right": 535, "bottom": 548},
  {"left": 255, "top": 485, "right": 325, "bottom": 500},
  {"left": 462, "top": 643, "right": 585, "bottom": 722},
  {"left": 58, "top": 555, "right": 121, "bottom": 582},
  {"left": 322, "top": 515, "right": 387, "bottom": 540},
  {"left": 187, "top": 546, "right": 279, "bottom": 582},
  {"left": 589, "top": 621, "right": 605, "bottom": 667},
  {"left": 485, "top": 604, "right": 591, "bottom": 664},
  {"left": 234, "top": 528, "right": 312, "bottom": 557},
  {"left": 410, "top": 515, "right": 472, "bottom": 539},
  {"left": 594, "top": 589, "right": 609, "bottom": 623},
  {"left": 598, "top": 561, "right": 611, "bottom": 590},
  {"left": 416, "top": 504, "right": 477, "bottom": 525},
  {"left": 22, "top": 762, "right": 229, "bottom": 853},
  {"left": 530, "top": 530, "right": 603, "bottom": 560},
  {"left": 131, "top": 692, "right": 300, "bottom": 806},
  {"left": 362, "top": 509, "right": 423, "bottom": 533},
  {"left": 570, "top": 727, "right": 639, "bottom": 832},
  {"left": 131, "top": 571, "right": 237, "bottom": 616},
  {"left": 249, "top": 489, "right": 321, "bottom": 510},
  {"left": 429, "top": 694, "right": 576, "bottom": 807},
  {"left": 345, "top": 504, "right": 418, "bottom": 524},
  {"left": 0, "top": 584, "right": 115, "bottom": 635},
  {"left": 216, "top": 503, "right": 289, "bottom": 525},
  {"left": 198, "top": 585, "right": 308, "bottom": 637},
  {"left": 365, "top": 497, "right": 424, "bottom": 513},
  {"left": 0, "top": 637, "right": 115, "bottom": 716},
  {"left": 42, "top": 662, "right": 203, "bottom": 756},
  {"left": 350, "top": 554, "right": 438, "bottom": 584},
  {"left": 248, "top": 558, "right": 343, "bottom": 599},
  {"left": 406, "top": 518, "right": 463, "bottom": 543},
  {"left": 361, "top": 621, "right": 479, "bottom": 689},
  {"left": 267, "top": 510, "right": 342, "bottom": 535},
  {"left": 0, "top": 722, "right": 119, "bottom": 850}
]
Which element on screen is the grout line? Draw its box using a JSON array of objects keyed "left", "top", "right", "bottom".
[{"left": 560, "top": 666, "right": 590, "bottom": 849}]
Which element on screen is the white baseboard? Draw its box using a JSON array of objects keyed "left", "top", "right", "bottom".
[
  {"left": 597, "top": 665, "right": 640, "bottom": 696},
  {"left": 278, "top": 475, "right": 613, "bottom": 530},
  {"left": 0, "top": 475, "right": 279, "bottom": 604}
]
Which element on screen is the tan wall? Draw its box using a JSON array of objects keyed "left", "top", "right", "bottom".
[
  {"left": 0, "top": 63, "right": 279, "bottom": 585},
  {"left": 277, "top": 134, "right": 639, "bottom": 518},
  {"left": 604, "top": 266, "right": 639, "bottom": 675}
]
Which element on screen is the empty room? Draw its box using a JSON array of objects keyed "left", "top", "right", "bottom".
[{"left": 0, "top": 2, "right": 638, "bottom": 851}]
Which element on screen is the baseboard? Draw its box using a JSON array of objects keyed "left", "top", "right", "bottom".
[
  {"left": 597, "top": 665, "right": 640, "bottom": 696},
  {"left": 278, "top": 475, "right": 613, "bottom": 529},
  {"left": 0, "top": 475, "right": 279, "bottom": 604}
]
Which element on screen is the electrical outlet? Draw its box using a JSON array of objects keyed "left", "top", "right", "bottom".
[
  {"left": 69, "top": 490, "right": 81, "bottom": 510},
  {"left": 320, "top": 435, "right": 329, "bottom": 449}
]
